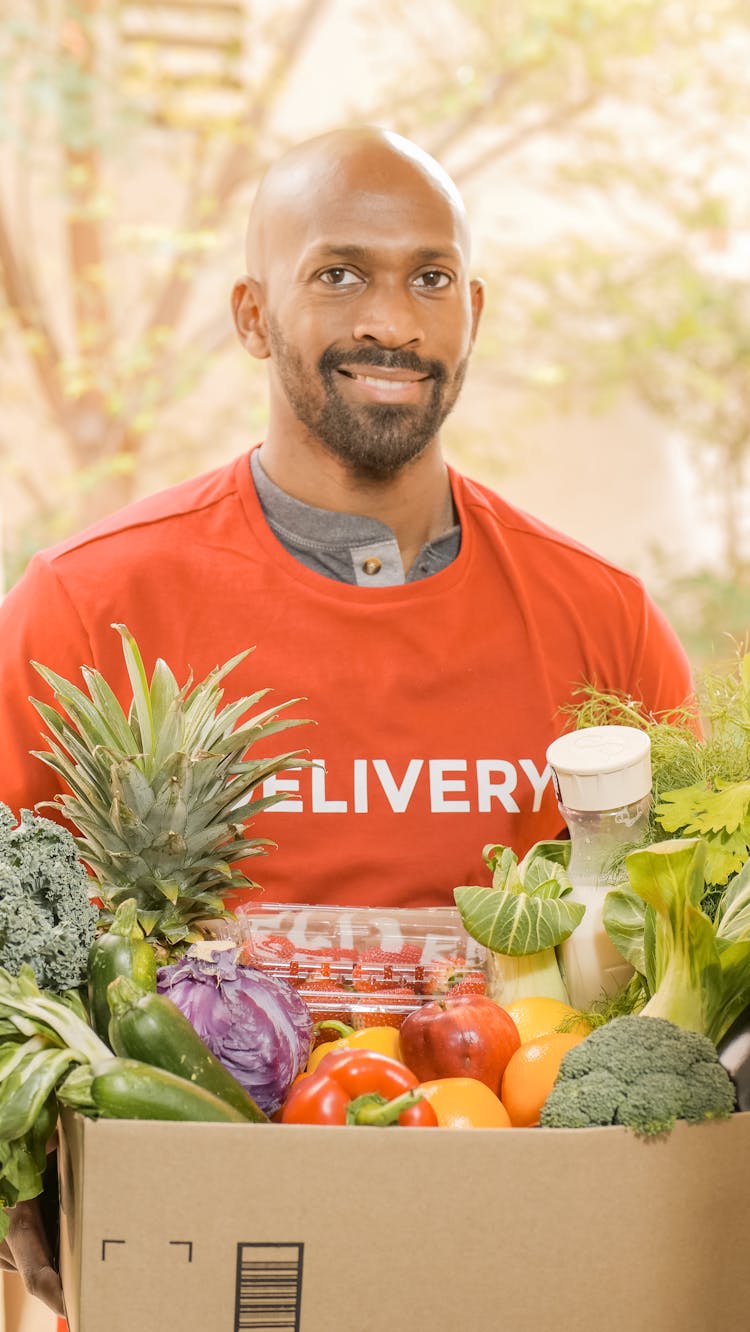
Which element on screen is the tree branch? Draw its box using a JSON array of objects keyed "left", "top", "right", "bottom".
[
  {"left": 138, "top": 0, "right": 333, "bottom": 346},
  {"left": 0, "top": 207, "right": 68, "bottom": 427},
  {"left": 450, "top": 91, "right": 600, "bottom": 185}
]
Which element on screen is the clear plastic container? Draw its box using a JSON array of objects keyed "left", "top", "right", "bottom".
[
  {"left": 227, "top": 903, "right": 487, "bottom": 1041},
  {"left": 546, "top": 726, "right": 652, "bottom": 1010}
]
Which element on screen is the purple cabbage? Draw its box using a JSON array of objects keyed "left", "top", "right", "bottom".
[{"left": 157, "top": 947, "right": 313, "bottom": 1115}]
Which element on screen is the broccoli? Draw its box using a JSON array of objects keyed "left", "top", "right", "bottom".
[
  {"left": 539, "top": 1014, "right": 737, "bottom": 1137},
  {"left": 0, "top": 803, "right": 98, "bottom": 992}
]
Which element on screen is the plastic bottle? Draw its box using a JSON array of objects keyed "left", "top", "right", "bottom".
[{"left": 545, "top": 725, "right": 652, "bottom": 1011}]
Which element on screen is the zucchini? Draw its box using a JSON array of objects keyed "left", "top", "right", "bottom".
[
  {"left": 81, "top": 1058, "right": 250, "bottom": 1123},
  {"left": 88, "top": 899, "right": 157, "bottom": 1043},
  {"left": 107, "top": 976, "right": 268, "bottom": 1122}
]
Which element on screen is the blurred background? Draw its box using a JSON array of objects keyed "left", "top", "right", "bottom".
[{"left": 1, "top": 0, "right": 749, "bottom": 673}]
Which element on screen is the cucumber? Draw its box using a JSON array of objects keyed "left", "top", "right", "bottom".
[
  {"left": 106, "top": 977, "right": 267, "bottom": 1122},
  {"left": 88, "top": 900, "right": 157, "bottom": 1043},
  {"left": 86, "top": 1058, "right": 250, "bottom": 1122}
]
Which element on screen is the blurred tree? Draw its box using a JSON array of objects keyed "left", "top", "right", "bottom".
[
  {"left": 0, "top": 0, "right": 334, "bottom": 575},
  {"left": 1, "top": 0, "right": 749, "bottom": 626}
]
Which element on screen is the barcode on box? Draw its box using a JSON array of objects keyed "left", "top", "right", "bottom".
[{"left": 234, "top": 1242, "right": 304, "bottom": 1331}]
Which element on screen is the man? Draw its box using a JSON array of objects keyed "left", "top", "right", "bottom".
[{"left": 0, "top": 127, "right": 692, "bottom": 1310}]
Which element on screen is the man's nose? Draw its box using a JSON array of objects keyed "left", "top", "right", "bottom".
[{"left": 351, "top": 282, "right": 424, "bottom": 348}]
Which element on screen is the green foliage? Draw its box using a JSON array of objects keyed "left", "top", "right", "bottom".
[
  {"left": 657, "top": 782, "right": 750, "bottom": 885},
  {"left": 539, "top": 1013, "right": 736, "bottom": 1134},
  {"left": 604, "top": 839, "right": 750, "bottom": 1043},
  {"left": 0, "top": 803, "right": 98, "bottom": 993},
  {"left": 455, "top": 840, "right": 581, "bottom": 1005},
  {"left": 0, "top": 964, "right": 111, "bottom": 1236},
  {"left": 569, "top": 648, "right": 750, "bottom": 898}
]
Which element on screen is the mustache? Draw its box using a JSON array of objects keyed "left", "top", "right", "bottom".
[{"left": 319, "top": 345, "right": 447, "bottom": 383}]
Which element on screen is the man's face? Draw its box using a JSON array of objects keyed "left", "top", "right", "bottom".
[{"left": 253, "top": 158, "right": 483, "bottom": 480}]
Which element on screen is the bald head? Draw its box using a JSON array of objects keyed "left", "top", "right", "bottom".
[
  {"left": 232, "top": 125, "right": 484, "bottom": 483},
  {"left": 245, "top": 127, "right": 471, "bottom": 279}
]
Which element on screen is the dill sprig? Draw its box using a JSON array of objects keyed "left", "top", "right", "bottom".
[{"left": 563, "top": 647, "right": 750, "bottom": 908}]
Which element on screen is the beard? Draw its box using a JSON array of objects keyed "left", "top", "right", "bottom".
[{"left": 266, "top": 317, "right": 469, "bottom": 481}]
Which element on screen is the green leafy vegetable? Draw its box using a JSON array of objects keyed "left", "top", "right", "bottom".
[
  {"left": 567, "top": 649, "right": 750, "bottom": 912},
  {"left": 454, "top": 842, "right": 584, "bottom": 1005},
  {"left": 656, "top": 780, "right": 750, "bottom": 885},
  {"left": 605, "top": 838, "right": 750, "bottom": 1043},
  {"left": 0, "top": 804, "right": 98, "bottom": 993},
  {"left": 540, "top": 1014, "right": 736, "bottom": 1136},
  {"left": 0, "top": 965, "right": 112, "bottom": 1239}
]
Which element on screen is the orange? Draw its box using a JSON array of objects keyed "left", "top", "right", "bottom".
[
  {"left": 418, "top": 1077, "right": 511, "bottom": 1129},
  {"left": 500, "top": 1032, "right": 586, "bottom": 1128},
  {"left": 502, "top": 996, "right": 591, "bottom": 1046}
]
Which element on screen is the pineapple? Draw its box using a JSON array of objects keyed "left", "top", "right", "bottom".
[{"left": 30, "top": 624, "right": 309, "bottom": 959}]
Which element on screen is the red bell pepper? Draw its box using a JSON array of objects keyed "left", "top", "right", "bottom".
[
  {"left": 398, "top": 995, "right": 521, "bottom": 1095},
  {"left": 280, "top": 1048, "right": 438, "bottom": 1127}
]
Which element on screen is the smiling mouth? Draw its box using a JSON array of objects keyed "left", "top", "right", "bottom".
[{"left": 336, "top": 367, "right": 430, "bottom": 395}]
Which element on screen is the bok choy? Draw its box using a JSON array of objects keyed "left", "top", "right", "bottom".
[
  {"left": 604, "top": 838, "right": 750, "bottom": 1043},
  {"left": 454, "top": 842, "right": 584, "bottom": 1005}
]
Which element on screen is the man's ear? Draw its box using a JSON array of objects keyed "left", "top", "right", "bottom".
[
  {"left": 231, "top": 277, "right": 271, "bottom": 359},
  {"left": 469, "top": 277, "right": 485, "bottom": 344}
]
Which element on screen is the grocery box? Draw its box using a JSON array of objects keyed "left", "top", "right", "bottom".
[
  {"left": 58, "top": 1108, "right": 750, "bottom": 1332},
  {"left": 228, "top": 903, "right": 488, "bottom": 1037}
]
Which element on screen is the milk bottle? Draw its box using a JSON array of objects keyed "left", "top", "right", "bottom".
[{"left": 545, "top": 726, "right": 652, "bottom": 1011}]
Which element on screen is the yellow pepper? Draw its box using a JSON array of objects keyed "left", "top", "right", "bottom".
[{"left": 306, "top": 1025, "right": 404, "bottom": 1073}]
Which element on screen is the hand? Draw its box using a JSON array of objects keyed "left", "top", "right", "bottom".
[{"left": 0, "top": 1198, "right": 65, "bottom": 1316}]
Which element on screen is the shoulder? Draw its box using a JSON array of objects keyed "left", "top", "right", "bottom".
[
  {"left": 451, "top": 466, "right": 645, "bottom": 592},
  {"left": 42, "top": 456, "right": 247, "bottom": 570},
  {"left": 450, "top": 466, "right": 693, "bottom": 710}
]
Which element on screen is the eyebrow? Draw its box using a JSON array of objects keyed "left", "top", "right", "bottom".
[{"left": 311, "top": 243, "right": 462, "bottom": 264}]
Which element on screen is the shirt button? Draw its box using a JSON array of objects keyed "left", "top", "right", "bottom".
[{"left": 362, "top": 557, "right": 382, "bottom": 576}]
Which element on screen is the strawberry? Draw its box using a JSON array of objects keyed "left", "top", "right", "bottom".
[
  {"left": 425, "top": 955, "right": 479, "bottom": 995},
  {"left": 303, "top": 966, "right": 353, "bottom": 1035},
  {"left": 356, "top": 986, "right": 419, "bottom": 1030},
  {"left": 445, "top": 970, "right": 487, "bottom": 997},
  {"left": 358, "top": 944, "right": 423, "bottom": 970}
]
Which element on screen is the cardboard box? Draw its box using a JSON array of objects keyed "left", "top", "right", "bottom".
[{"left": 58, "top": 1108, "right": 750, "bottom": 1332}]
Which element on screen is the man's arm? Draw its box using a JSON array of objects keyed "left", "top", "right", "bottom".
[
  {"left": 0, "top": 1199, "right": 64, "bottom": 1316},
  {"left": 628, "top": 584, "right": 697, "bottom": 722}
]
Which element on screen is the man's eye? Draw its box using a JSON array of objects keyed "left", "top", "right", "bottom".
[
  {"left": 414, "top": 270, "right": 451, "bottom": 289},
  {"left": 319, "top": 268, "right": 360, "bottom": 286}
]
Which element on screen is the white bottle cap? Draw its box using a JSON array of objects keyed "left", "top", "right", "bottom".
[{"left": 546, "top": 725, "right": 652, "bottom": 812}]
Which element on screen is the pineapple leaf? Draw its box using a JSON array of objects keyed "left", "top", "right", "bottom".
[
  {"left": 79, "top": 668, "right": 135, "bottom": 753},
  {"left": 111, "top": 761, "right": 156, "bottom": 824},
  {"left": 184, "top": 649, "right": 254, "bottom": 699},
  {"left": 148, "top": 658, "right": 181, "bottom": 734},
  {"left": 109, "top": 798, "right": 153, "bottom": 854},
  {"left": 152, "top": 878, "right": 181, "bottom": 905},
  {"left": 133, "top": 910, "right": 163, "bottom": 937},
  {"left": 31, "top": 704, "right": 115, "bottom": 802},
  {"left": 113, "top": 624, "right": 156, "bottom": 760},
  {"left": 32, "top": 739, "right": 112, "bottom": 815},
  {"left": 32, "top": 664, "right": 128, "bottom": 754}
]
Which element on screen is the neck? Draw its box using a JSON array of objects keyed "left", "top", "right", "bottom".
[{"left": 258, "top": 432, "right": 455, "bottom": 573}]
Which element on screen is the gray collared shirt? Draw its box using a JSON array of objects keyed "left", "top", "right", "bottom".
[{"left": 250, "top": 449, "right": 460, "bottom": 587}]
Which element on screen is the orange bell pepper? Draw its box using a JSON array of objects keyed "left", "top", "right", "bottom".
[{"left": 417, "top": 1077, "right": 512, "bottom": 1129}]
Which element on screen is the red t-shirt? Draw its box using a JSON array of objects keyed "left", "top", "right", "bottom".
[{"left": 0, "top": 451, "right": 693, "bottom": 907}]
